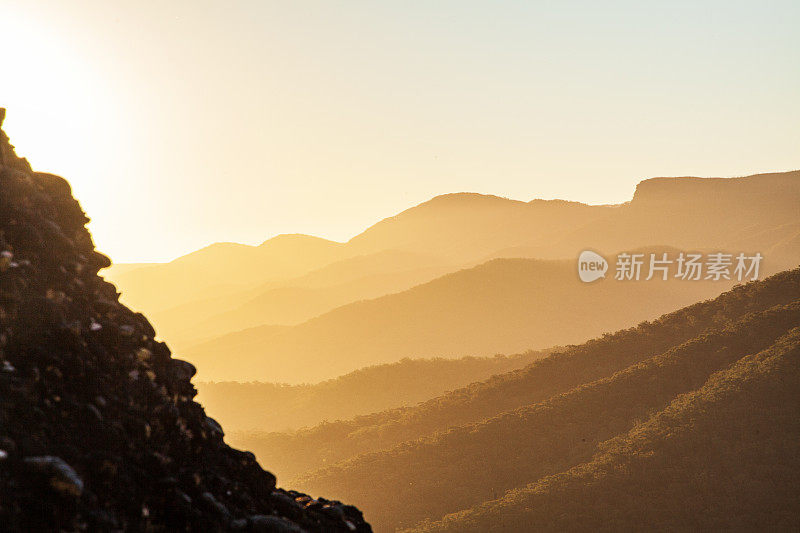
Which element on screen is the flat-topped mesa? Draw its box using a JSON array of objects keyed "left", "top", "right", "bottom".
[
  {"left": 630, "top": 171, "right": 800, "bottom": 214},
  {"left": 0, "top": 109, "right": 371, "bottom": 532}
]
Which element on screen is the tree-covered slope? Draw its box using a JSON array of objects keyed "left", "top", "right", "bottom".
[
  {"left": 294, "top": 302, "right": 800, "bottom": 531},
  {"left": 232, "top": 269, "right": 800, "bottom": 483},
  {"left": 197, "top": 351, "right": 547, "bottom": 432},
  {"left": 412, "top": 328, "right": 800, "bottom": 532}
]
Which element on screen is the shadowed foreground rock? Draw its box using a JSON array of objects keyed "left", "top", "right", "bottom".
[{"left": 0, "top": 109, "right": 371, "bottom": 532}]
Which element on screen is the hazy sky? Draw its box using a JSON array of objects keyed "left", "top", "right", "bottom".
[{"left": 2, "top": 1, "right": 798, "bottom": 262}]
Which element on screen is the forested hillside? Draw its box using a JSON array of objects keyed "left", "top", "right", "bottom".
[
  {"left": 197, "top": 351, "right": 547, "bottom": 432},
  {"left": 297, "top": 302, "right": 800, "bottom": 531},
  {"left": 230, "top": 268, "right": 800, "bottom": 482},
  {"left": 411, "top": 328, "right": 800, "bottom": 532}
]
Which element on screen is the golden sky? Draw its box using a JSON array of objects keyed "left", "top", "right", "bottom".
[{"left": 2, "top": 0, "right": 798, "bottom": 262}]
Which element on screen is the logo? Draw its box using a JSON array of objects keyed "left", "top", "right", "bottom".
[
  {"left": 577, "top": 250, "right": 763, "bottom": 284},
  {"left": 578, "top": 250, "right": 608, "bottom": 283}
]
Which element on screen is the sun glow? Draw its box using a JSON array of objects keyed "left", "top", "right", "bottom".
[
  {"left": 2, "top": 10, "right": 92, "bottom": 167},
  {"left": 1, "top": 2, "right": 798, "bottom": 264},
  {"left": 1, "top": 6, "right": 134, "bottom": 259}
]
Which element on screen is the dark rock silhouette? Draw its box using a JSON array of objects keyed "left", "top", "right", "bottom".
[{"left": 0, "top": 109, "right": 371, "bottom": 532}]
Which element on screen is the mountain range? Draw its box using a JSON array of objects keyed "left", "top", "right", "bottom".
[
  {"left": 184, "top": 256, "right": 728, "bottom": 382},
  {"left": 105, "top": 170, "right": 800, "bottom": 383},
  {"left": 2, "top": 106, "right": 798, "bottom": 532},
  {"left": 232, "top": 268, "right": 800, "bottom": 531}
]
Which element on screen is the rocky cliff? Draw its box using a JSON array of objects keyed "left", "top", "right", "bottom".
[{"left": 0, "top": 109, "right": 371, "bottom": 532}]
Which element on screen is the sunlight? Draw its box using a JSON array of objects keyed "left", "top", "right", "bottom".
[
  {"left": 1, "top": 7, "right": 111, "bottom": 196},
  {"left": 0, "top": 2, "right": 797, "bottom": 530}
]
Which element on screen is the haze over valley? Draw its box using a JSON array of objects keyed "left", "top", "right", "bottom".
[{"left": 2, "top": 1, "right": 798, "bottom": 530}]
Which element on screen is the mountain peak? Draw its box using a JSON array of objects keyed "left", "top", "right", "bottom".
[
  {"left": 259, "top": 233, "right": 341, "bottom": 248},
  {"left": 422, "top": 192, "right": 523, "bottom": 207}
]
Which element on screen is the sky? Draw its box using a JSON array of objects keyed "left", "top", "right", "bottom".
[{"left": 1, "top": 0, "right": 798, "bottom": 262}]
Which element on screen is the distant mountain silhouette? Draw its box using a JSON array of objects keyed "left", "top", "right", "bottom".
[
  {"left": 196, "top": 350, "right": 548, "bottom": 433},
  {"left": 560, "top": 172, "right": 800, "bottom": 260},
  {"left": 149, "top": 250, "right": 453, "bottom": 349},
  {"left": 345, "top": 194, "right": 610, "bottom": 263},
  {"left": 343, "top": 172, "right": 800, "bottom": 266},
  {"left": 109, "top": 234, "right": 345, "bottom": 312},
  {"left": 106, "top": 170, "right": 800, "bottom": 367},
  {"left": 183, "top": 257, "right": 729, "bottom": 382}
]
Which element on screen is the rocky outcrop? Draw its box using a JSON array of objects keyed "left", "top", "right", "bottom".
[{"left": 0, "top": 109, "right": 371, "bottom": 532}]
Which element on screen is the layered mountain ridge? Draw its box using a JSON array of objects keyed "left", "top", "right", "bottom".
[
  {"left": 106, "top": 167, "right": 800, "bottom": 383},
  {"left": 228, "top": 268, "right": 800, "bottom": 531}
]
